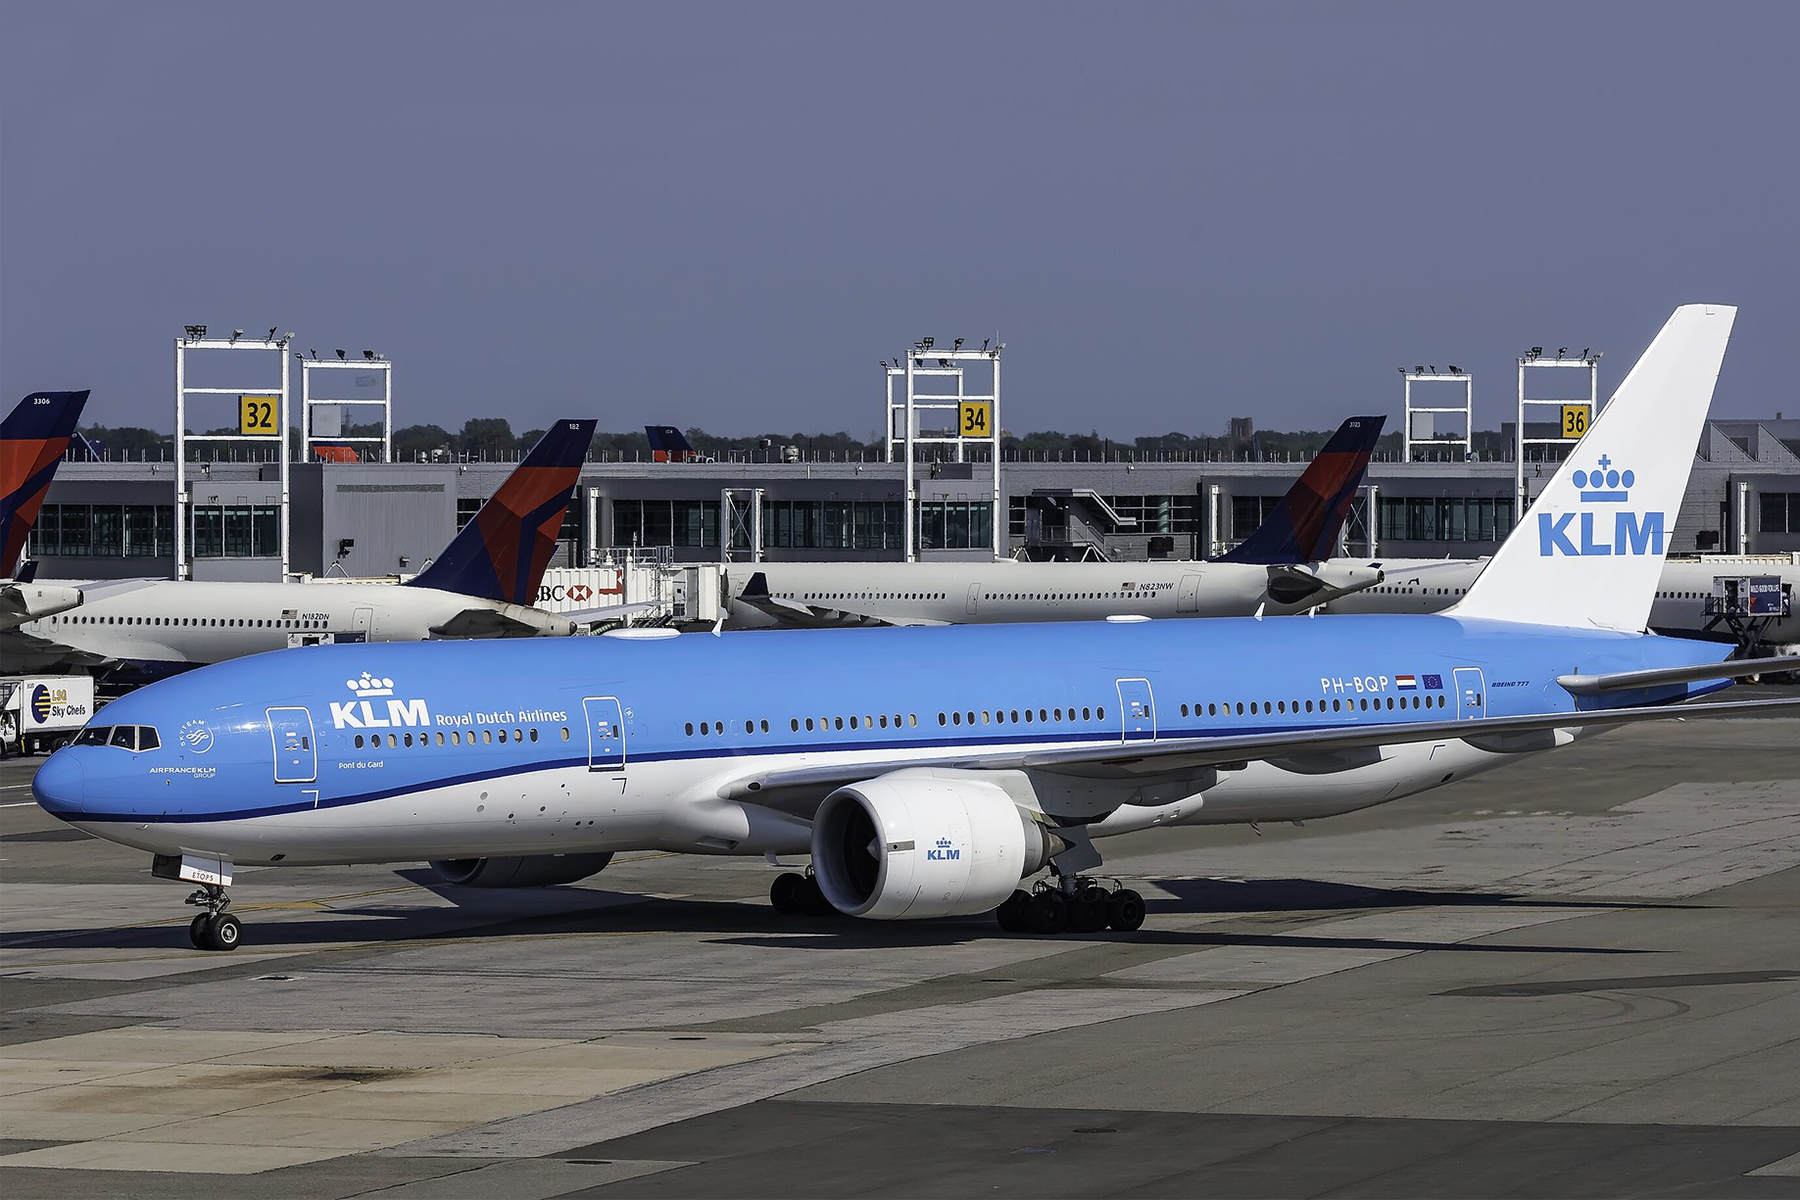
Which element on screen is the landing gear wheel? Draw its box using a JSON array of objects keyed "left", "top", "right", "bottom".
[
  {"left": 203, "top": 913, "right": 243, "bottom": 952},
  {"left": 770, "top": 871, "right": 807, "bottom": 914},
  {"left": 1106, "top": 888, "right": 1146, "bottom": 932},
  {"left": 1068, "top": 885, "right": 1110, "bottom": 934},
  {"left": 1027, "top": 892, "right": 1070, "bottom": 935},
  {"left": 995, "top": 890, "right": 1032, "bottom": 934},
  {"left": 796, "top": 874, "right": 835, "bottom": 917},
  {"left": 188, "top": 914, "right": 211, "bottom": 949}
]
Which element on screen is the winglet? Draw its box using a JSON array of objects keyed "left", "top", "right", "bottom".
[
  {"left": 1, "top": 390, "right": 91, "bottom": 578},
  {"left": 405, "top": 419, "right": 597, "bottom": 604},
  {"left": 1218, "top": 415, "right": 1386, "bottom": 564},
  {"left": 1450, "top": 304, "right": 1736, "bottom": 632}
]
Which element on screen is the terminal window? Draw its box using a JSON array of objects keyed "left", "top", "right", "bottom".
[
  {"left": 27, "top": 504, "right": 175, "bottom": 559},
  {"left": 1759, "top": 493, "right": 1800, "bottom": 533},
  {"left": 1377, "top": 497, "right": 1515, "bottom": 543},
  {"left": 189, "top": 504, "right": 280, "bottom": 558},
  {"left": 919, "top": 501, "right": 992, "bottom": 551},
  {"left": 762, "top": 500, "right": 902, "bottom": 551}
]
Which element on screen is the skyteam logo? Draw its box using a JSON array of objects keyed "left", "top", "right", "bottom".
[
  {"left": 926, "top": 836, "right": 961, "bottom": 862},
  {"left": 178, "top": 718, "right": 214, "bottom": 754},
  {"left": 330, "top": 671, "right": 430, "bottom": 730},
  {"left": 1537, "top": 453, "right": 1664, "bottom": 558}
]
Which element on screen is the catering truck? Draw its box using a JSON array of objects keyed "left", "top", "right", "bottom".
[{"left": 0, "top": 675, "right": 95, "bottom": 756}]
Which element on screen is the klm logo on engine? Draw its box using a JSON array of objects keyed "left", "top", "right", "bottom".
[
  {"left": 329, "top": 672, "right": 430, "bottom": 730},
  {"left": 926, "top": 837, "right": 961, "bottom": 862},
  {"left": 1537, "top": 455, "right": 1664, "bottom": 558}
]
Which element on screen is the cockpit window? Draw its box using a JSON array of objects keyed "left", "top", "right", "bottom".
[{"left": 75, "top": 725, "right": 160, "bottom": 751}]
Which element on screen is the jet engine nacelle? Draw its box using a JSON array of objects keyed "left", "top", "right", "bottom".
[
  {"left": 1, "top": 582, "right": 84, "bottom": 631},
  {"left": 427, "top": 852, "right": 613, "bottom": 888},
  {"left": 810, "top": 772, "right": 1055, "bottom": 919}
]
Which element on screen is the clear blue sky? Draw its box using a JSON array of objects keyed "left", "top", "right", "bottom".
[{"left": 3, "top": 2, "right": 1795, "bottom": 437}]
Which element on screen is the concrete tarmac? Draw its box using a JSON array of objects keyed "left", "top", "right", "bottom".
[{"left": 2, "top": 701, "right": 1798, "bottom": 1197}]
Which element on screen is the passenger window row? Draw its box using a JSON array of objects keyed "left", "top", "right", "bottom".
[
  {"left": 349, "top": 726, "right": 572, "bottom": 750},
  {"left": 65, "top": 614, "right": 329, "bottom": 629},
  {"left": 1177, "top": 694, "right": 1446, "bottom": 717}
]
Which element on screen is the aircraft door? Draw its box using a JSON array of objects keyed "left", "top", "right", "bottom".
[
  {"left": 1176, "top": 574, "right": 1201, "bottom": 613},
  {"left": 1452, "top": 667, "right": 1486, "bottom": 720},
  {"left": 966, "top": 584, "right": 980, "bottom": 615},
  {"left": 267, "top": 707, "right": 317, "bottom": 783},
  {"left": 350, "top": 606, "right": 374, "bottom": 644},
  {"left": 1115, "top": 677, "right": 1156, "bottom": 742},
  {"left": 583, "top": 696, "right": 626, "bottom": 771}
]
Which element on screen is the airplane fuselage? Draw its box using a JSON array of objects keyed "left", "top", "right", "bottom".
[
  {"left": 6, "top": 580, "right": 573, "bottom": 678},
  {"left": 725, "top": 558, "right": 1380, "bottom": 627},
  {"left": 37, "top": 616, "right": 1728, "bottom": 867}
]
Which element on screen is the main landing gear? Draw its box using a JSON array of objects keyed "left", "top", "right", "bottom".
[
  {"left": 769, "top": 869, "right": 836, "bottom": 917},
  {"left": 995, "top": 878, "right": 1145, "bottom": 936},
  {"left": 185, "top": 883, "right": 242, "bottom": 952}
]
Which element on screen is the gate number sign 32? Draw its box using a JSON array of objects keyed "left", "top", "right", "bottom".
[{"left": 240, "top": 395, "right": 279, "bottom": 436}]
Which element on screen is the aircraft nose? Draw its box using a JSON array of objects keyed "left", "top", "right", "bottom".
[{"left": 32, "top": 752, "right": 86, "bottom": 820}]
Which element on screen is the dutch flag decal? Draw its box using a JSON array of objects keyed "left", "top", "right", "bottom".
[{"left": 1396, "top": 674, "right": 1418, "bottom": 690}]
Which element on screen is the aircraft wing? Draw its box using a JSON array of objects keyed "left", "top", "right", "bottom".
[
  {"left": 735, "top": 572, "right": 949, "bottom": 628},
  {"left": 427, "top": 603, "right": 577, "bottom": 640},
  {"left": 716, "top": 695, "right": 1800, "bottom": 808},
  {"left": 560, "top": 601, "right": 662, "bottom": 627},
  {"left": 1557, "top": 655, "right": 1800, "bottom": 695}
]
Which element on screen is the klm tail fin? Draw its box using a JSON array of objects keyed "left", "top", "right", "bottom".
[
  {"left": 1450, "top": 304, "right": 1736, "bottom": 632},
  {"left": 1, "top": 390, "right": 91, "bottom": 577},
  {"left": 1219, "top": 415, "right": 1386, "bottom": 564},
  {"left": 405, "top": 419, "right": 597, "bottom": 604}
]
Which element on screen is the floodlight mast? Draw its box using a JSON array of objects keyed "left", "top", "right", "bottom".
[
  {"left": 173, "top": 327, "right": 292, "bottom": 580},
  {"left": 301, "top": 352, "right": 394, "bottom": 463},
  {"left": 1400, "top": 365, "right": 1473, "bottom": 463},
  {"left": 888, "top": 338, "right": 1003, "bottom": 561},
  {"left": 1514, "top": 347, "right": 1602, "bottom": 517}
]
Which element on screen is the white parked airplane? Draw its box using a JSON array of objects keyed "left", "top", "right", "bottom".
[
  {"left": 730, "top": 416, "right": 1390, "bottom": 628},
  {"left": 1319, "top": 554, "right": 1800, "bottom": 650},
  {"left": 5, "top": 420, "right": 629, "bottom": 682},
  {"left": 1, "top": 390, "right": 90, "bottom": 631}
]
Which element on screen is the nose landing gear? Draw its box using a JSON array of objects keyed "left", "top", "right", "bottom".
[{"left": 185, "top": 883, "right": 242, "bottom": 952}]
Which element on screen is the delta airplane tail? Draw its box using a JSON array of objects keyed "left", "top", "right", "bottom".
[
  {"left": 1451, "top": 304, "right": 1736, "bottom": 632},
  {"left": 404, "top": 419, "right": 597, "bottom": 605},
  {"left": 646, "top": 425, "right": 701, "bottom": 463},
  {"left": 1, "top": 390, "right": 91, "bottom": 578},
  {"left": 1218, "top": 414, "right": 1386, "bottom": 564}
]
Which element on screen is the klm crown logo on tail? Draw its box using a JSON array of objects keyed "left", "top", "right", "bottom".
[{"left": 1536, "top": 454, "right": 1663, "bottom": 558}]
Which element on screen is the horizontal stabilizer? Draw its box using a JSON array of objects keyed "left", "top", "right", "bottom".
[{"left": 1557, "top": 655, "right": 1800, "bottom": 695}]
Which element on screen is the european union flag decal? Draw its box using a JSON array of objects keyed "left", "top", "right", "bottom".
[{"left": 1422, "top": 674, "right": 1443, "bottom": 690}]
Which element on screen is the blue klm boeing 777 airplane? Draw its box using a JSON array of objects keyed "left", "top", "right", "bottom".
[{"left": 33, "top": 305, "right": 1800, "bottom": 950}]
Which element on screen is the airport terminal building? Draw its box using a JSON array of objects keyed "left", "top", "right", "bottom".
[{"left": 23, "top": 417, "right": 1800, "bottom": 583}]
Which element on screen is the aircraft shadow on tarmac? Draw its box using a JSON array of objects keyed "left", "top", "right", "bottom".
[{"left": 0, "top": 875, "right": 1664, "bottom": 957}]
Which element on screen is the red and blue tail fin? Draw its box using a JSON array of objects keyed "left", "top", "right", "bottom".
[
  {"left": 646, "top": 425, "right": 700, "bottom": 462},
  {"left": 1218, "top": 414, "right": 1385, "bottom": 564},
  {"left": 1, "top": 390, "right": 91, "bottom": 577},
  {"left": 405, "top": 419, "right": 596, "bottom": 604}
]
